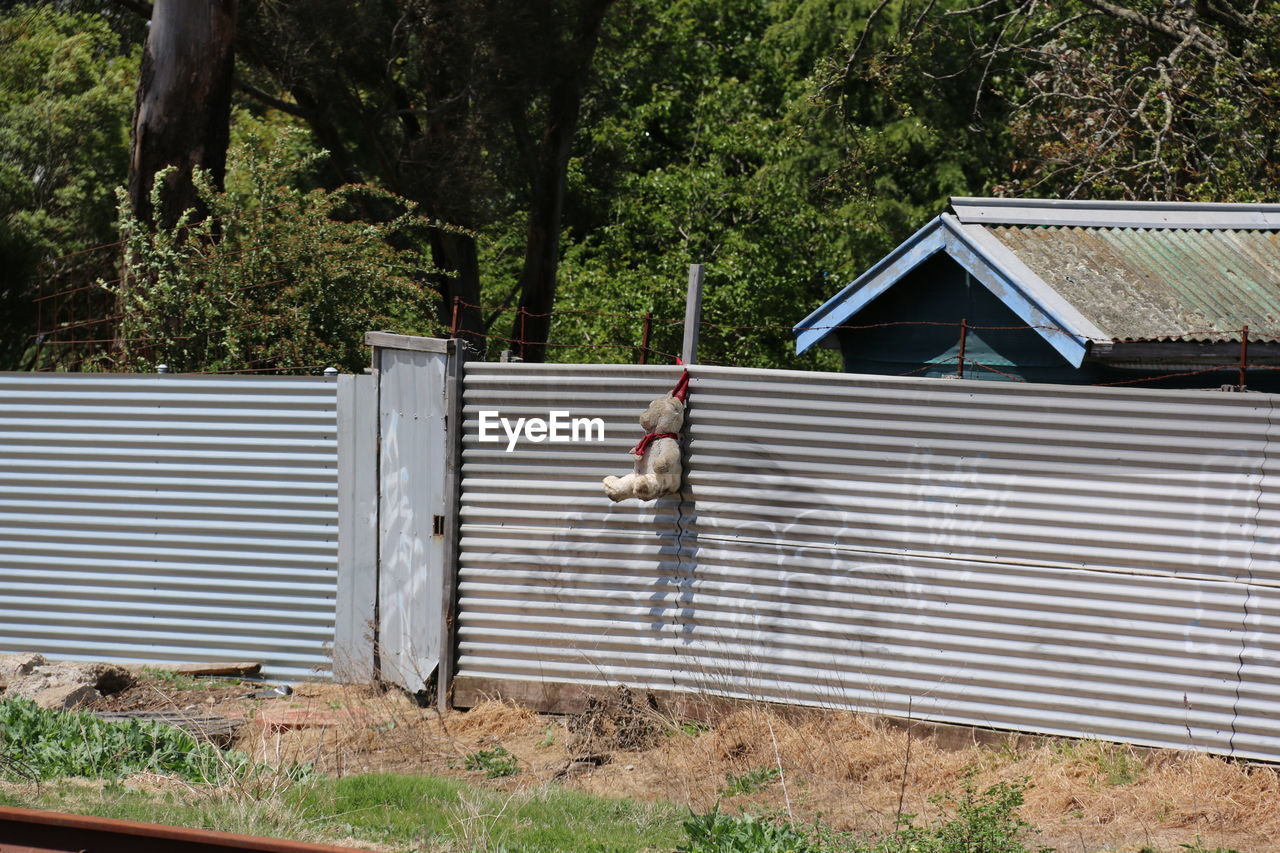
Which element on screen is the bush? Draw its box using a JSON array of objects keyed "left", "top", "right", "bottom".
[
  {"left": 107, "top": 131, "right": 443, "bottom": 374},
  {"left": 877, "top": 776, "right": 1052, "bottom": 853}
]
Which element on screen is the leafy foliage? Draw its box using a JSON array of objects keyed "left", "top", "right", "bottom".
[
  {"left": 459, "top": 745, "right": 520, "bottom": 779},
  {"left": 108, "top": 132, "right": 442, "bottom": 373},
  {"left": 680, "top": 805, "right": 827, "bottom": 853},
  {"left": 681, "top": 775, "right": 1050, "bottom": 852},
  {"left": 543, "top": 0, "right": 874, "bottom": 370},
  {"left": 10, "top": 0, "right": 1280, "bottom": 371},
  {"left": 720, "top": 765, "right": 782, "bottom": 796},
  {"left": 0, "top": 3, "right": 138, "bottom": 368},
  {"left": 0, "top": 697, "right": 248, "bottom": 783},
  {"left": 878, "top": 776, "right": 1052, "bottom": 853},
  {"left": 996, "top": 2, "right": 1280, "bottom": 201},
  {"left": 843, "top": 0, "right": 1280, "bottom": 202}
]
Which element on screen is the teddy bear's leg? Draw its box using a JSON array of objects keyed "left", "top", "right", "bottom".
[
  {"left": 633, "top": 473, "right": 666, "bottom": 501},
  {"left": 603, "top": 474, "right": 636, "bottom": 502}
]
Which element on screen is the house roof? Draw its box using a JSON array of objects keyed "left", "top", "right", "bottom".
[{"left": 794, "top": 197, "right": 1280, "bottom": 364}]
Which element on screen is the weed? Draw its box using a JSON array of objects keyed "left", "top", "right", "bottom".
[
  {"left": 139, "top": 667, "right": 240, "bottom": 692},
  {"left": 0, "top": 697, "right": 249, "bottom": 784},
  {"left": 880, "top": 775, "right": 1053, "bottom": 853},
  {"left": 681, "top": 774, "right": 1051, "bottom": 853},
  {"left": 1052, "top": 739, "right": 1143, "bottom": 787},
  {"left": 679, "top": 805, "right": 826, "bottom": 853},
  {"left": 720, "top": 766, "right": 781, "bottom": 797},
  {"left": 461, "top": 746, "right": 520, "bottom": 779},
  {"left": 537, "top": 724, "right": 556, "bottom": 747}
]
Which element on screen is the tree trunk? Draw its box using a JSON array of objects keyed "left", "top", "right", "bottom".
[
  {"left": 128, "top": 0, "right": 238, "bottom": 229},
  {"left": 514, "top": 0, "right": 613, "bottom": 363},
  {"left": 430, "top": 229, "right": 484, "bottom": 348}
]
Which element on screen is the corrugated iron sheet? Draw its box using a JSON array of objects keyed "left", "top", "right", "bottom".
[
  {"left": 376, "top": 346, "right": 448, "bottom": 692},
  {"left": 0, "top": 373, "right": 339, "bottom": 681},
  {"left": 990, "top": 225, "right": 1280, "bottom": 343},
  {"left": 456, "top": 363, "right": 1280, "bottom": 761}
]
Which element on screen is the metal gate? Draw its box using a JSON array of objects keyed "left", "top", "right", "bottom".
[{"left": 361, "top": 334, "right": 457, "bottom": 693}]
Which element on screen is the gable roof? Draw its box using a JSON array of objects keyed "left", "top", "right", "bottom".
[{"left": 794, "top": 197, "right": 1280, "bottom": 365}]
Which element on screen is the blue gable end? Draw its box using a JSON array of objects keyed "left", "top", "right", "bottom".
[
  {"left": 793, "top": 214, "right": 1100, "bottom": 369},
  {"left": 836, "top": 254, "right": 1090, "bottom": 383}
]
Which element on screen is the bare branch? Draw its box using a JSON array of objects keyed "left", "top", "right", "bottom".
[
  {"left": 1076, "top": 0, "right": 1221, "bottom": 53},
  {"left": 234, "top": 78, "right": 310, "bottom": 120},
  {"left": 841, "top": 0, "right": 894, "bottom": 80},
  {"left": 108, "top": 0, "right": 153, "bottom": 20}
]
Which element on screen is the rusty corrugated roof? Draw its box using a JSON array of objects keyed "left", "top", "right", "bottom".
[{"left": 989, "top": 226, "right": 1280, "bottom": 344}]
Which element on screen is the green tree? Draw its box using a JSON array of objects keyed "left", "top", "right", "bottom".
[
  {"left": 544, "top": 0, "right": 962, "bottom": 369},
  {"left": 993, "top": 0, "right": 1280, "bottom": 200},
  {"left": 842, "top": 0, "right": 1280, "bottom": 202},
  {"left": 108, "top": 132, "right": 441, "bottom": 373},
  {"left": 0, "top": 4, "right": 139, "bottom": 368},
  {"left": 235, "top": 0, "right": 617, "bottom": 358}
]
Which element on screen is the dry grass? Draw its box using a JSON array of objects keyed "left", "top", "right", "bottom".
[{"left": 108, "top": 674, "right": 1280, "bottom": 851}]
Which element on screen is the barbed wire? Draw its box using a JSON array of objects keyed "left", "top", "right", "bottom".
[
  {"left": 448, "top": 299, "right": 1280, "bottom": 345},
  {"left": 28, "top": 283, "right": 1280, "bottom": 385}
]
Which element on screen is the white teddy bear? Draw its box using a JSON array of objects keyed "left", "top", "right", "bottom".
[{"left": 602, "top": 393, "right": 685, "bottom": 502}]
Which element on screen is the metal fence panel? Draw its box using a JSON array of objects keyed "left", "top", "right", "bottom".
[
  {"left": 456, "top": 363, "right": 1280, "bottom": 761},
  {"left": 0, "top": 373, "right": 339, "bottom": 681},
  {"left": 335, "top": 373, "right": 377, "bottom": 682}
]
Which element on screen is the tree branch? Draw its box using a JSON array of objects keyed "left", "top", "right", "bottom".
[
  {"left": 108, "top": 0, "right": 153, "bottom": 20},
  {"left": 234, "top": 78, "right": 310, "bottom": 119},
  {"left": 1076, "top": 0, "right": 1220, "bottom": 53}
]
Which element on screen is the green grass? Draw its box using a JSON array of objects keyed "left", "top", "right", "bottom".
[
  {"left": 0, "top": 782, "right": 326, "bottom": 845},
  {"left": 0, "top": 768, "right": 1239, "bottom": 853},
  {"left": 1051, "top": 739, "right": 1145, "bottom": 788},
  {"left": 293, "top": 773, "right": 686, "bottom": 851},
  {"left": 1, "top": 773, "right": 686, "bottom": 852}
]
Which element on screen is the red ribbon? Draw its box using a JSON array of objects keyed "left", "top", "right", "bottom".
[
  {"left": 631, "top": 431, "right": 679, "bottom": 457},
  {"left": 671, "top": 368, "right": 690, "bottom": 403},
  {"left": 628, "top": 369, "right": 690, "bottom": 457}
]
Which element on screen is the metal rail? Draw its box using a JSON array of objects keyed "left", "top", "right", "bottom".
[{"left": 0, "top": 805, "right": 363, "bottom": 852}]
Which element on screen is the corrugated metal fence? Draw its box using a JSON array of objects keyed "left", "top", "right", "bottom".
[
  {"left": 455, "top": 363, "right": 1280, "bottom": 762},
  {"left": 0, "top": 373, "right": 339, "bottom": 681}
]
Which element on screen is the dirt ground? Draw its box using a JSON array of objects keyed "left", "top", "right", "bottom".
[{"left": 88, "top": 675, "right": 1280, "bottom": 852}]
